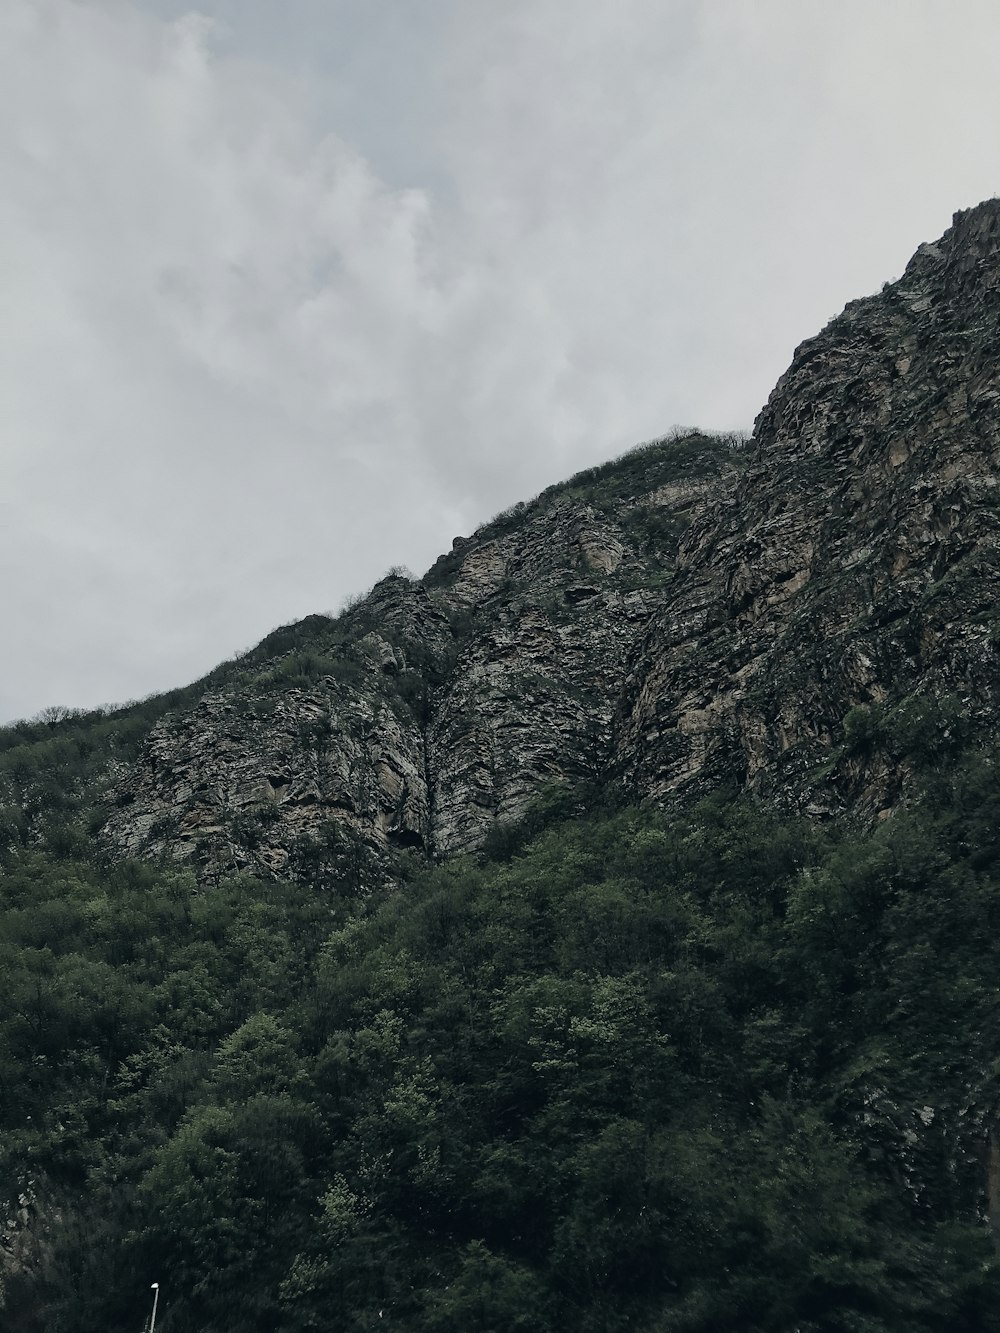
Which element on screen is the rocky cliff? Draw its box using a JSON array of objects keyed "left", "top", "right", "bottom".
[
  {"left": 618, "top": 200, "right": 1000, "bottom": 818},
  {"left": 100, "top": 199, "right": 1000, "bottom": 879},
  {"left": 9, "top": 200, "right": 1000, "bottom": 1333},
  {"left": 103, "top": 434, "right": 740, "bottom": 879}
]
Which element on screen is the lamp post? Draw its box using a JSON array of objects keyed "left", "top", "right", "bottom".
[{"left": 149, "top": 1282, "right": 160, "bottom": 1333}]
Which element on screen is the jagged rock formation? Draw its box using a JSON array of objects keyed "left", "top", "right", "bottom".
[
  {"left": 102, "top": 199, "right": 1000, "bottom": 878},
  {"left": 618, "top": 200, "right": 1000, "bottom": 818},
  {"left": 103, "top": 436, "right": 739, "bottom": 878},
  {"left": 10, "top": 201, "right": 1000, "bottom": 1333}
]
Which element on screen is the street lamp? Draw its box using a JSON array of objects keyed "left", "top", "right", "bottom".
[{"left": 149, "top": 1282, "right": 160, "bottom": 1333}]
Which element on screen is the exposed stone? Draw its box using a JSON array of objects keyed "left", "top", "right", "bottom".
[
  {"left": 103, "top": 437, "right": 732, "bottom": 877},
  {"left": 101, "top": 199, "right": 1000, "bottom": 878},
  {"left": 617, "top": 199, "right": 1000, "bottom": 817}
]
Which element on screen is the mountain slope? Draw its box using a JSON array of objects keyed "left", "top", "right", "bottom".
[
  {"left": 7, "top": 202, "right": 1000, "bottom": 1333},
  {"left": 7, "top": 205, "right": 1000, "bottom": 884},
  {"left": 619, "top": 201, "right": 1000, "bottom": 817},
  {"left": 97, "top": 432, "right": 742, "bottom": 879}
]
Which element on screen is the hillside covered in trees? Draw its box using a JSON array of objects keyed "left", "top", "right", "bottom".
[
  {"left": 6, "top": 201, "right": 1000, "bottom": 1330},
  {"left": 5, "top": 733, "right": 1000, "bottom": 1330}
]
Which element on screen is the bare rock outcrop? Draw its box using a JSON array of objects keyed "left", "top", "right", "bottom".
[
  {"left": 104, "top": 437, "right": 735, "bottom": 878},
  {"left": 617, "top": 200, "right": 1000, "bottom": 816},
  {"left": 102, "top": 200, "right": 1000, "bottom": 879}
]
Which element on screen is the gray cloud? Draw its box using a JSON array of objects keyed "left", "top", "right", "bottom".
[{"left": 4, "top": 0, "right": 1000, "bottom": 720}]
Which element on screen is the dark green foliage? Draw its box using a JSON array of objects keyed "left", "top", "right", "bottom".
[
  {"left": 842, "top": 691, "right": 973, "bottom": 768},
  {"left": 6, "top": 745, "right": 1000, "bottom": 1329},
  {"left": 478, "top": 780, "right": 602, "bottom": 862},
  {"left": 618, "top": 500, "right": 691, "bottom": 562},
  {"left": 843, "top": 702, "right": 885, "bottom": 753}
]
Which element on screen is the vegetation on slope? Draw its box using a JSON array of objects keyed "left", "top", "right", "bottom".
[
  {"left": 423, "top": 428, "right": 744, "bottom": 586},
  {"left": 4, "top": 707, "right": 1000, "bottom": 1330}
]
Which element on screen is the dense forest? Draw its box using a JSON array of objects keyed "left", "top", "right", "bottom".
[{"left": 4, "top": 694, "right": 1000, "bottom": 1331}]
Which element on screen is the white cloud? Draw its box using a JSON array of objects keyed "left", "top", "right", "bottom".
[
  {"left": 1, "top": 0, "right": 463, "bottom": 720},
  {"left": 4, "top": 0, "right": 1000, "bottom": 720}
]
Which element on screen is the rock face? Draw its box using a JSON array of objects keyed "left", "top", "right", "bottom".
[
  {"left": 104, "top": 436, "right": 739, "bottom": 878},
  {"left": 104, "top": 199, "right": 1000, "bottom": 878},
  {"left": 426, "top": 498, "right": 670, "bottom": 854},
  {"left": 618, "top": 200, "right": 1000, "bottom": 817}
]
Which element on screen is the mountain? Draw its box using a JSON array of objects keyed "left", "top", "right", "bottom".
[
  {"left": 619, "top": 200, "right": 1000, "bottom": 817},
  {"left": 11, "top": 203, "right": 1000, "bottom": 885},
  {"left": 99, "top": 430, "right": 743, "bottom": 881},
  {"left": 5, "top": 201, "right": 1000, "bottom": 1333}
]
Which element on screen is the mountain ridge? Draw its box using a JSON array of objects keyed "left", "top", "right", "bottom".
[
  {"left": 618, "top": 197, "right": 1000, "bottom": 815},
  {"left": 101, "top": 198, "right": 1000, "bottom": 879},
  {"left": 7, "top": 199, "right": 1000, "bottom": 1333},
  {"left": 5, "top": 200, "right": 1000, "bottom": 881},
  {"left": 100, "top": 428, "right": 744, "bottom": 880}
]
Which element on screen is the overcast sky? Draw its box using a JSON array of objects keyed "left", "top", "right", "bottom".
[{"left": 3, "top": 0, "right": 1000, "bottom": 722}]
